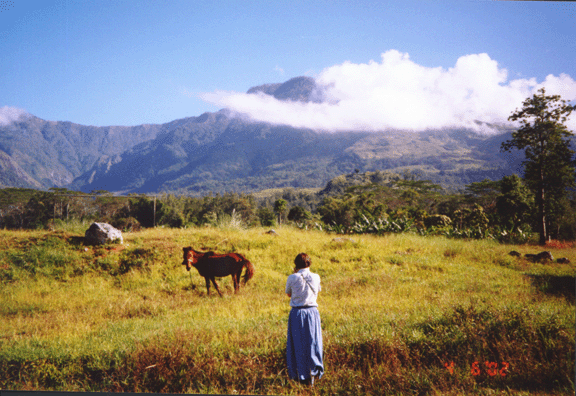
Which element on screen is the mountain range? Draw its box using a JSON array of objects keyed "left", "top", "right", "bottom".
[{"left": 0, "top": 76, "right": 529, "bottom": 195}]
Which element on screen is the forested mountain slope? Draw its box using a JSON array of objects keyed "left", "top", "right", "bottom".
[{"left": 0, "top": 115, "right": 165, "bottom": 188}]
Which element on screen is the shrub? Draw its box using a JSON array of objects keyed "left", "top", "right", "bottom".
[
  {"left": 257, "top": 207, "right": 276, "bottom": 227},
  {"left": 424, "top": 214, "right": 452, "bottom": 228},
  {"left": 287, "top": 206, "right": 312, "bottom": 222},
  {"left": 112, "top": 217, "right": 141, "bottom": 232}
]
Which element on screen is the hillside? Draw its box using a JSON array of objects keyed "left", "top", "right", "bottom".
[
  {"left": 0, "top": 76, "right": 529, "bottom": 195},
  {"left": 67, "top": 121, "right": 527, "bottom": 195},
  {"left": 0, "top": 115, "right": 165, "bottom": 189}
]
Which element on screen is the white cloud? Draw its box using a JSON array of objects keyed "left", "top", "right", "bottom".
[
  {"left": 200, "top": 50, "right": 576, "bottom": 133},
  {"left": 0, "top": 106, "right": 28, "bottom": 126},
  {"left": 274, "top": 65, "right": 285, "bottom": 76}
]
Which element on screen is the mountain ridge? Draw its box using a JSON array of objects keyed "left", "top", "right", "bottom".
[{"left": 0, "top": 76, "right": 530, "bottom": 195}]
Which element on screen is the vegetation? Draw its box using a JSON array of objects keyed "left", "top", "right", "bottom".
[
  {"left": 1, "top": 88, "right": 573, "bottom": 395},
  {"left": 2, "top": 163, "right": 576, "bottom": 243},
  {"left": 0, "top": 226, "right": 574, "bottom": 395},
  {"left": 502, "top": 88, "right": 576, "bottom": 245}
]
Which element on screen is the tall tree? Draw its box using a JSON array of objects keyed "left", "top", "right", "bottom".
[
  {"left": 501, "top": 88, "right": 575, "bottom": 245},
  {"left": 274, "top": 199, "right": 287, "bottom": 225}
]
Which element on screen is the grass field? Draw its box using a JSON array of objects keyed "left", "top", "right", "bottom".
[{"left": 0, "top": 224, "right": 574, "bottom": 395}]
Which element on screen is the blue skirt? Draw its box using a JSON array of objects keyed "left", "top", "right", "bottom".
[{"left": 286, "top": 307, "right": 324, "bottom": 381}]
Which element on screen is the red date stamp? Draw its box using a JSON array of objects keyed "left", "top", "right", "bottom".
[{"left": 444, "top": 361, "right": 509, "bottom": 377}]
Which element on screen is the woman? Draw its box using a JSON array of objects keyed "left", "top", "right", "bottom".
[{"left": 285, "top": 253, "right": 324, "bottom": 385}]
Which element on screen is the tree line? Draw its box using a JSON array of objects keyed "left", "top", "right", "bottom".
[{"left": 0, "top": 170, "right": 574, "bottom": 243}]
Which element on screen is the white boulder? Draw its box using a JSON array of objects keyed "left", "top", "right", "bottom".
[{"left": 85, "top": 222, "right": 123, "bottom": 245}]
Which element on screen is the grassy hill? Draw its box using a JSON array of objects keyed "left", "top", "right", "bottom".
[{"left": 0, "top": 225, "right": 574, "bottom": 395}]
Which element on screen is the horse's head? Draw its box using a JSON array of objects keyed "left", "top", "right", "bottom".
[{"left": 182, "top": 246, "right": 196, "bottom": 271}]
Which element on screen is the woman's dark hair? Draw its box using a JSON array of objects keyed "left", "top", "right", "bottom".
[{"left": 294, "top": 253, "right": 311, "bottom": 269}]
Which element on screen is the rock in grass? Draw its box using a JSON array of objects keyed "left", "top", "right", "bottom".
[
  {"left": 85, "top": 222, "right": 123, "bottom": 245},
  {"left": 332, "top": 237, "right": 356, "bottom": 243},
  {"left": 525, "top": 251, "right": 554, "bottom": 263}
]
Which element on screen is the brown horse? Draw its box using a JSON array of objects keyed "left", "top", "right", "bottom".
[{"left": 182, "top": 247, "right": 255, "bottom": 296}]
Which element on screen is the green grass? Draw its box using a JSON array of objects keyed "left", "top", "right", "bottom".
[{"left": 0, "top": 226, "right": 574, "bottom": 395}]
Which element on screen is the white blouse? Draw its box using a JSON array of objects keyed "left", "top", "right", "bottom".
[{"left": 285, "top": 268, "right": 321, "bottom": 308}]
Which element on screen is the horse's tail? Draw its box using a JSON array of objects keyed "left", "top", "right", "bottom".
[{"left": 241, "top": 258, "right": 255, "bottom": 285}]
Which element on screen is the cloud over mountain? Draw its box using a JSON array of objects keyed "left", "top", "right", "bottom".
[
  {"left": 200, "top": 50, "right": 576, "bottom": 133},
  {"left": 0, "top": 106, "right": 28, "bottom": 126}
]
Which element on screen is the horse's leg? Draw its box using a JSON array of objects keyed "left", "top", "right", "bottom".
[
  {"left": 235, "top": 268, "right": 243, "bottom": 292},
  {"left": 211, "top": 277, "right": 223, "bottom": 297},
  {"left": 205, "top": 277, "right": 211, "bottom": 296},
  {"left": 232, "top": 273, "right": 239, "bottom": 293}
]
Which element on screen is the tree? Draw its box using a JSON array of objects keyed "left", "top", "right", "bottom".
[
  {"left": 257, "top": 207, "right": 276, "bottom": 227},
  {"left": 317, "top": 196, "right": 356, "bottom": 228},
  {"left": 495, "top": 175, "right": 534, "bottom": 230},
  {"left": 287, "top": 206, "right": 312, "bottom": 222},
  {"left": 465, "top": 179, "right": 501, "bottom": 209},
  {"left": 274, "top": 199, "right": 287, "bottom": 225},
  {"left": 501, "top": 88, "right": 575, "bottom": 244},
  {"left": 131, "top": 197, "right": 160, "bottom": 228}
]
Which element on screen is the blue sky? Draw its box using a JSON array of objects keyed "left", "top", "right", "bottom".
[{"left": 1, "top": 0, "right": 575, "bottom": 129}]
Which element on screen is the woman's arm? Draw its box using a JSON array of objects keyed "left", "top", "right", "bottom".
[{"left": 285, "top": 275, "right": 292, "bottom": 298}]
